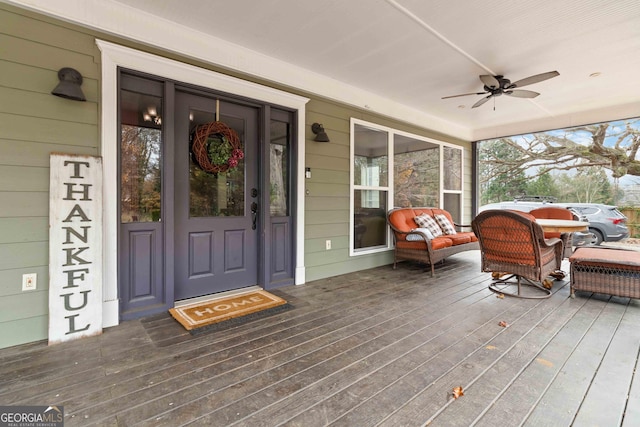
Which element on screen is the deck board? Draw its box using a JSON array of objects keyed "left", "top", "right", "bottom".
[
  {"left": 524, "top": 295, "right": 631, "bottom": 427},
  {"left": 572, "top": 299, "right": 640, "bottom": 426},
  {"left": 0, "top": 252, "right": 639, "bottom": 426}
]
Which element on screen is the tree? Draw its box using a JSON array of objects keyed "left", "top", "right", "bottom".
[
  {"left": 394, "top": 149, "right": 439, "bottom": 207},
  {"left": 479, "top": 139, "right": 528, "bottom": 204},
  {"left": 480, "top": 118, "right": 640, "bottom": 183},
  {"left": 525, "top": 169, "right": 560, "bottom": 199},
  {"left": 121, "top": 125, "right": 161, "bottom": 222},
  {"left": 554, "top": 167, "right": 615, "bottom": 204}
]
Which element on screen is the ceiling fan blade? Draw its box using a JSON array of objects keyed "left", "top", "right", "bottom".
[
  {"left": 510, "top": 71, "right": 559, "bottom": 88},
  {"left": 442, "top": 92, "right": 487, "bottom": 99},
  {"left": 479, "top": 75, "right": 500, "bottom": 89},
  {"left": 472, "top": 95, "right": 492, "bottom": 108},
  {"left": 505, "top": 89, "right": 540, "bottom": 98}
]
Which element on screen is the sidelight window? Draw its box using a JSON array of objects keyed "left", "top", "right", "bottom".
[
  {"left": 120, "top": 77, "right": 163, "bottom": 223},
  {"left": 270, "top": 119, "right": 290, "bottom": 217}
]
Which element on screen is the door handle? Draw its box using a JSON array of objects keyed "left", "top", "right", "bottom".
[{"left": 251, "top": 202, "right": 258, "bottom": 230}]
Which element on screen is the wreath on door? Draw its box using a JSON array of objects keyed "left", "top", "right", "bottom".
[{"left": 191, "top": 121, "right": 244, "bottom": 174}]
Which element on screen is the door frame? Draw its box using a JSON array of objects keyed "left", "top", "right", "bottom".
[{"left": 98, "top": 40, "right": 309, "bottom": 327}]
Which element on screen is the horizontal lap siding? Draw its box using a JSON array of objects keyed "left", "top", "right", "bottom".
[
  {"left": 305, "top": 100, "right": 354, "bottom": 281},
  {"left": 0, "top": 5, "right": 100, "bottom": 348}
]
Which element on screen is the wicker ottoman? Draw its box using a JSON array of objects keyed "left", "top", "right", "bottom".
[{"left": 569, "top": 247, "right": 640, "bottom": 299}]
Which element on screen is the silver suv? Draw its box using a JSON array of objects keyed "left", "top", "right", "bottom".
[
  {"left": 559, "top": 203, "right": 629, "bottom": 245},
  {"left": 479, "top": 198, "right": 629, "bottom": 245}
]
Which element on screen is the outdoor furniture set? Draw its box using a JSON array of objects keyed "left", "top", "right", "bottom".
[{"left": 387, "top": 206, "right": 640, "bottom": 301}]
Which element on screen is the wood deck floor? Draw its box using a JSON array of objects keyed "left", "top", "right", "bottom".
[{"left": 2, "top": 251, "right": 640, "bottom": 426}]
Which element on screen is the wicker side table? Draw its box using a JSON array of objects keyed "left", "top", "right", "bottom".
[{"left": 569, "top": 247, "right": 640, "bottom": 299}]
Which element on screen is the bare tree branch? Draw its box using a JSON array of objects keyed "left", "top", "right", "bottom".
[{"left": 481, "top": 119, "right": 640, "bottom": 182}]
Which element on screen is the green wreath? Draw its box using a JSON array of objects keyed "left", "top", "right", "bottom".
[{"left": 191, "top": 121, "right": 243, "bottom": 174}]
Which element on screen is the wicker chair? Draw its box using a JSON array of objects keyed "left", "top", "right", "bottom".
[
  {"left": 471, "top": 209, "right": 564, "bottom": 299},
  {"left": 529, "top": 206, "right": 577, "bottom": 259}
]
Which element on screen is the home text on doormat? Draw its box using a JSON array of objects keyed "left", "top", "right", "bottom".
[{"left": 169, "top": 290, "right": 287, "bottom": 331}]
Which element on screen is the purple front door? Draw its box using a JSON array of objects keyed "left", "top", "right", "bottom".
[{"left": 174, "top": 91, "right": 259, "bottom": 300}]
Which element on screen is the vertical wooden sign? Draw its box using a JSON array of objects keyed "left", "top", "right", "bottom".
[{"left": 49, "top": 153, "right": 103, "bottom": 344}]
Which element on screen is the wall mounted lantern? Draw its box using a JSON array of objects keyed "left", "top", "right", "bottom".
[
  {"left": 51, "top": 67, "right": 86, "bottom": 101},
  {"left": 311, "top": 123, "right": 330, "bottom": 142}
]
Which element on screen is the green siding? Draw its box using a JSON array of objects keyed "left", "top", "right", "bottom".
[
  {"left": 0, "top": 4, "right": 100, "bottom": 348},
  {"left": 0, "top": 114, "right": 98, "bottom": 146},
  {"left": 0, "top": 317, "right": 48, "bottom": 348},
  {"left": 0, "top": 289, "right": 48, "bottom": 323},
  {"left": 0, "top": 241, "right": 48, "bottom": 271},
  {"left": 0, "top": 3, "right": 473, "bottom": 348},
  {"left": 0, "top": 86, "right": 98, "bottom": 123},
  {"left": 0, "top": 192, "right": 49, "bottom": 217},
  {"left": 306, "top": 209, "right": 350, "bottom": 226},
  {"left": 0, "top": 166, "right": 49, "bottom": 191},
  {"left": 305, "top": 252, "right": 394, "bottom": 282},
  {"left": 0, "top": 139, "right": 97, "bottom": 167},
  {"left": 0, "top": 218, "right": 48, "bottom": 244}
]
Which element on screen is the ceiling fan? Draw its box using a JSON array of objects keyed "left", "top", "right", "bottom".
[{"left": 442, "top": 71, "right": 560, "bottom": 108}]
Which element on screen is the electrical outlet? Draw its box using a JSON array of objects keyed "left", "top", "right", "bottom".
[
  {"left": 22, "top": 273, "right": 37, "bottom": 291},
  {"left": 325, "top": 239, "right": 332, "bottom": 250}
]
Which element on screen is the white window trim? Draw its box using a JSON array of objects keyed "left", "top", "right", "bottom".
[
  {"left": 96, "top": 40, "right": 309, "bottom": 327},
  {"left": 349, "top": 118, "right": 464, "bottom": 257}
]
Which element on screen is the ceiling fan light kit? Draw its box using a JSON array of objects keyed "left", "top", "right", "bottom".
[{"left": 443, "top": 71, "right": 560, "bottom": 109}]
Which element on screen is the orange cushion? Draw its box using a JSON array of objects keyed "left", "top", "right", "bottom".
[
  {"left": 530, "top": 207, "right": 574, "bottom": 220},
  {"left": 431, "top": 236, "right": 454, "bottom": 250},
  {"left": 570, "top": 247, "right": 640, "bottom": 271},
  {"left": 388, "top": 208, "right": 419, "bottom": 233},
  {"left": 451, "top": 231, "right": 478, "bottom": 242},
  {"left": 395, "top": 236, "right": 454, "bottom": 250},
  {"left": 447, "top": 234, "right": 472, "bottom": 245}
]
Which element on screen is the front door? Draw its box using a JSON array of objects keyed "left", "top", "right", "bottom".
[{"left": 174, "top": 91, "right": 259, "bottom": 300}]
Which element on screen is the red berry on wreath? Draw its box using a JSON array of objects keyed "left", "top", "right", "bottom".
[{"left": 233, "top": 149, "right": 244, "bottom": 159}]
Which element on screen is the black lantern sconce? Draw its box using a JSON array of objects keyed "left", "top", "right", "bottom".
[
  {"left": 51, "top": 67, "right": 86, "bottom": 101},
  {"left": 311, "top": 123, "right": 330, "bottom": 142}
]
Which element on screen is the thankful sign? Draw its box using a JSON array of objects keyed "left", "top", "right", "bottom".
[{"left": 49, "top": 154, "right": 103, "bottom": 344}]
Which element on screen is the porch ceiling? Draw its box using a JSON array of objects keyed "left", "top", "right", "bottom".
[{"left": 10, "top": 0, "right": 640, "bottom": 140}]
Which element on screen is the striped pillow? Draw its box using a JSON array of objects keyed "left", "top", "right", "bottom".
[
  {"left": 414, "top": 214, "right": 443, "bottom": 237},
  {"left": 435, "top": 213, "right": 457, "bottom": 235}
]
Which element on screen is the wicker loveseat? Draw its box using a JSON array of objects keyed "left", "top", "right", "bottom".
[{"left": 387, "top": 207, "right": 479, "bottom": 276}]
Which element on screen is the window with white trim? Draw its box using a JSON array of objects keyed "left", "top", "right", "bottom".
[{"left": 350, "top": 118, "right": 464, "bottom": 255}]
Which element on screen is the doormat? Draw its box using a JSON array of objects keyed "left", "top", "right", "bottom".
[{"left": 169, "top": 290, "right": 288, "bottom": 333}]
